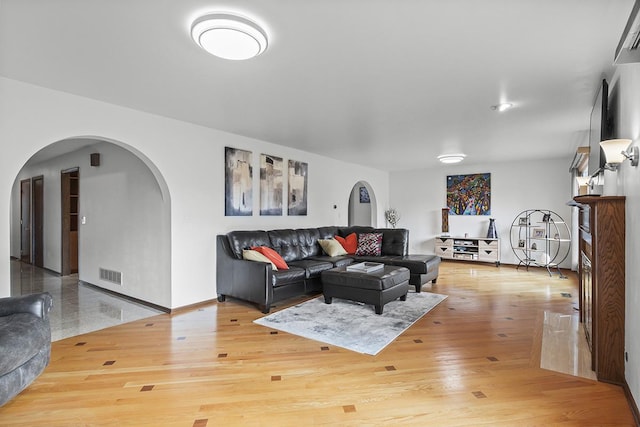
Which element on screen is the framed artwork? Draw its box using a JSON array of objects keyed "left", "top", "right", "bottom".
[
  {"left": 260, "top": 154, "right": 283, "bottom": 216},
  {"left": 446, "top": 173, "right": 491, "bottom": 215},
  {"left": 288, "top": 160, "right": 308, "bottom": 215},
  {"left": 532, "top": 228, "right": 545, "bottom": 238},
  {"left": 359, "top": 186, "right": 370, "bottom": 203},
  {"left": 224, "top": 147, "right": 253, "bottom": 216},
  {"left": 519, "top": 217, "right": 528, "bottom": 226}
]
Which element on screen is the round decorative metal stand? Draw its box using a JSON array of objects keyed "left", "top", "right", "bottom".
[{"left": 509, "top": 209, "right": 570, "bottom": 278}]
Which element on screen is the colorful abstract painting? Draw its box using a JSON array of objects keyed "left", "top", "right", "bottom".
[
  {"left": 446, "top": 173, "right": 491, "bottom": 215},
  {"left": 359, "top": 186, "right": 370, "bottom": 203}
]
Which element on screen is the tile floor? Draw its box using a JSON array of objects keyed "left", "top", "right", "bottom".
[
  {"left": 10, "top": 260, "right": 162, "bottom": 341},
  {"left": 540, "top": 310, "right": 597, "bottom": 380}
]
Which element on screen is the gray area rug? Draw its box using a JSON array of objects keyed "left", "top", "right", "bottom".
[{"left": 254, "top": 292, "right": 447, "bottom": 355}]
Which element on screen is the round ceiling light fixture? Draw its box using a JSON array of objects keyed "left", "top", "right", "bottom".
[
  {"left": 191, "top": 13, "right": 268, "bottom": 60},
  {"left": 490, "top": 102, "right": 513, "bottom": 112},
  {"left": 438, "top": 154, "right": 466, "bottom": 164}
]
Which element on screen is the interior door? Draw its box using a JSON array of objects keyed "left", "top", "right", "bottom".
[
  {"left": 32, "top": 176, "right": 44, "bottom": 268},
  {"left": 20, "top": 179, "right": 31, "bottom": 263}
]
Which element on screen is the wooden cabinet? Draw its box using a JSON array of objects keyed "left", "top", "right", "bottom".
[
  {"left": 574, "top": 195, "right": 625, "bottom": 385},
  {"left": 435, "top": 236, "right": 500, "bottom": 266},
  {"left": 478, "top": 239, "right": 500, "bottom": 264}
]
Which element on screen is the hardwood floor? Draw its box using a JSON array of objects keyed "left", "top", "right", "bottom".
[{"left": 1, "top": 263, "right": 636, "bottom": 426}]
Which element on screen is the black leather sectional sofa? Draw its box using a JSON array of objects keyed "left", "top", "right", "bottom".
[{"left": 216, "top": 226, "right": 441, "bottom": 313}]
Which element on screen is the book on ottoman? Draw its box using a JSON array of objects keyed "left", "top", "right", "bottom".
[{"left": 346, "top": 262, "right": 384, "bottom": 274}]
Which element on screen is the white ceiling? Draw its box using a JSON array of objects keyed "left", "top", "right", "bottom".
[{"left": 0, "top": 0, "right": 635, "bottom": 171}]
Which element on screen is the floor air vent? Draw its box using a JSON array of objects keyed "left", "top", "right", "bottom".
[{"left": 100, "top": 268, "right": 122, "bottom": 285}]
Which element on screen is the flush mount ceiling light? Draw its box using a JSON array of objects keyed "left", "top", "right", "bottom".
[
  {"left": 438, "top": 154, "right": 466, "bottom": 164},
  {"left": 490, "top": 103, "right": 513, "bottom": 112},
  {"left": 191, "top": 13, "right": 268, "bottom": 60}
]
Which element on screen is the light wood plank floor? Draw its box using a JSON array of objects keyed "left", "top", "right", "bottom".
[{"left": 1, "top": 262, "right": 636, "bottom": 426}]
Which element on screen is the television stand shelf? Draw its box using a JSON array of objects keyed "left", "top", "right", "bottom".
[{"left": 435, "top": 236, "right": 500, "bottom": 266}]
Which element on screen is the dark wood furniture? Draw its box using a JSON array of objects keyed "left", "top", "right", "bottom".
[{"left": 574, "top": 195, "right": 625, "bottom": 385}]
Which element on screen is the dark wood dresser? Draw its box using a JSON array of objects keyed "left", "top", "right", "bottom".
[{"left": 574, "top": 195, "right": 625, "bottom": 385}]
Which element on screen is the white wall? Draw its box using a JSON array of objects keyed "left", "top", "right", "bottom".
[
  {"left": 10, "top": 141, "right": 172, "bottom": 307},
  {"left": 0, "top": 77, "right": 389, "bottom": 307},
  {"left": 609, "top": 64, "right": 640, "bottom": 412},
  {"left": 389, "top": 158, "right": 573, "bottom": 268}
]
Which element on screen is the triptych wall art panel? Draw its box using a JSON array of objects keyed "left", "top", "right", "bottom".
[
  {"left": 259, "top": 154, "right": 283, "bottom": 216},
  {"left": 288, "top": 160, "right": 308, "bottom": 216},
  {"left": 225, "top": 147, "right": 253, "bottom": 216},
  {"left": 446, "top": 173, "right": 491, "bottom": 215},
  {"left": 224, "top": 147, "right": 308, "bottom": 217}
]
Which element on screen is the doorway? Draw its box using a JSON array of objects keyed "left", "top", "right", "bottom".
[
  {"left": 10, "top": 136, "right": 172, "bottom": 307},
  {"left": 32, "top": 176, "right": 44, "bottom": 268},
  {"left": 19, "top": 176, "right": 44, "bottom": 266},
  {"left": 348, "top": 181, "right": 377, "bottom": 227},
  {"left": 61, "top": 168, "right": 79, "bottom": 275},
  {"left": 20, "top": 179, "right": 31, "bottom": 263}
]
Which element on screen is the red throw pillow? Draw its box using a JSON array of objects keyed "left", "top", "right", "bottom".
[
  {"left": 251, "top": 246, "right": 289, "bottom": 270},
  {"left": 335, "top": 233, "right": 357, "bottom": 254}
]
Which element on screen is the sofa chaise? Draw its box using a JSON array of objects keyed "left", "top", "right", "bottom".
[{"left": 216, "top": 226, "right": 440, "bottom": 313}]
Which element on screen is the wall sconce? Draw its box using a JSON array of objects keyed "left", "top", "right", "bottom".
[
  {"left": 599, "top": 139, "right": 638, "bottom": 169},
  {"left": 575, "top": 176, "right": 590, "bottom": 195},
  {"left": 575, "top": 176, "right": 590, "bottom": 186}
]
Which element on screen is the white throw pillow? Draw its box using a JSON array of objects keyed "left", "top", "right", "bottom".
[
  {"left": 242, "top": 249, "right": 278, "bottom": 270},
  {"left": 318, "top": 238, "right": 348, "bottom": 257}
]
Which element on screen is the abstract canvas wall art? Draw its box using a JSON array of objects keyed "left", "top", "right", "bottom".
[
  {"left": 288, "top": 160, "right": 308, "bottom": 216},
  {"left": 359, "top": 186, "right": 370, "bottom": 203},
  {"left": 225, "top": 147, "right": 253, "bottom": 216},
  {"left": 446, "top": 173, "right": 491, "bottom": 215},
  {"left": 260, "top": 154, "right": 283, "bottom": 216}
]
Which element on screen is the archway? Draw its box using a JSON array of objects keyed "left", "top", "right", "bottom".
[
  {"left": 348, "top": 181, "right": 377, "bottom": 227},
  {"left": 9, "top": 136, "right": 171, "bottom": 308}
]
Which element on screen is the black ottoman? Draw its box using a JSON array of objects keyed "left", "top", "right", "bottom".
[{"left": 321, "top": 265, "right": 410, "bottom": 314}]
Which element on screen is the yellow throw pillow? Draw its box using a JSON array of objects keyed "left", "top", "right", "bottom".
[
  {"left": 242, "top": 249, "right": 278, "bottom": 270},
  {"left": 318, "top": 238, "right": 348, "bottom": 257}
]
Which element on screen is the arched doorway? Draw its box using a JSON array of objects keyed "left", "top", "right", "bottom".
[
  {"left": 348, "top": 181, "right": 377, "bottom": 227},
  {"left": 9, "top": 136, "right": 171, "bottom": 308}
]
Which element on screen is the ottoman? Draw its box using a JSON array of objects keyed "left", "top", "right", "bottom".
[{"left": 321, "top": 265, "right": 410, "bottom": 314}]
